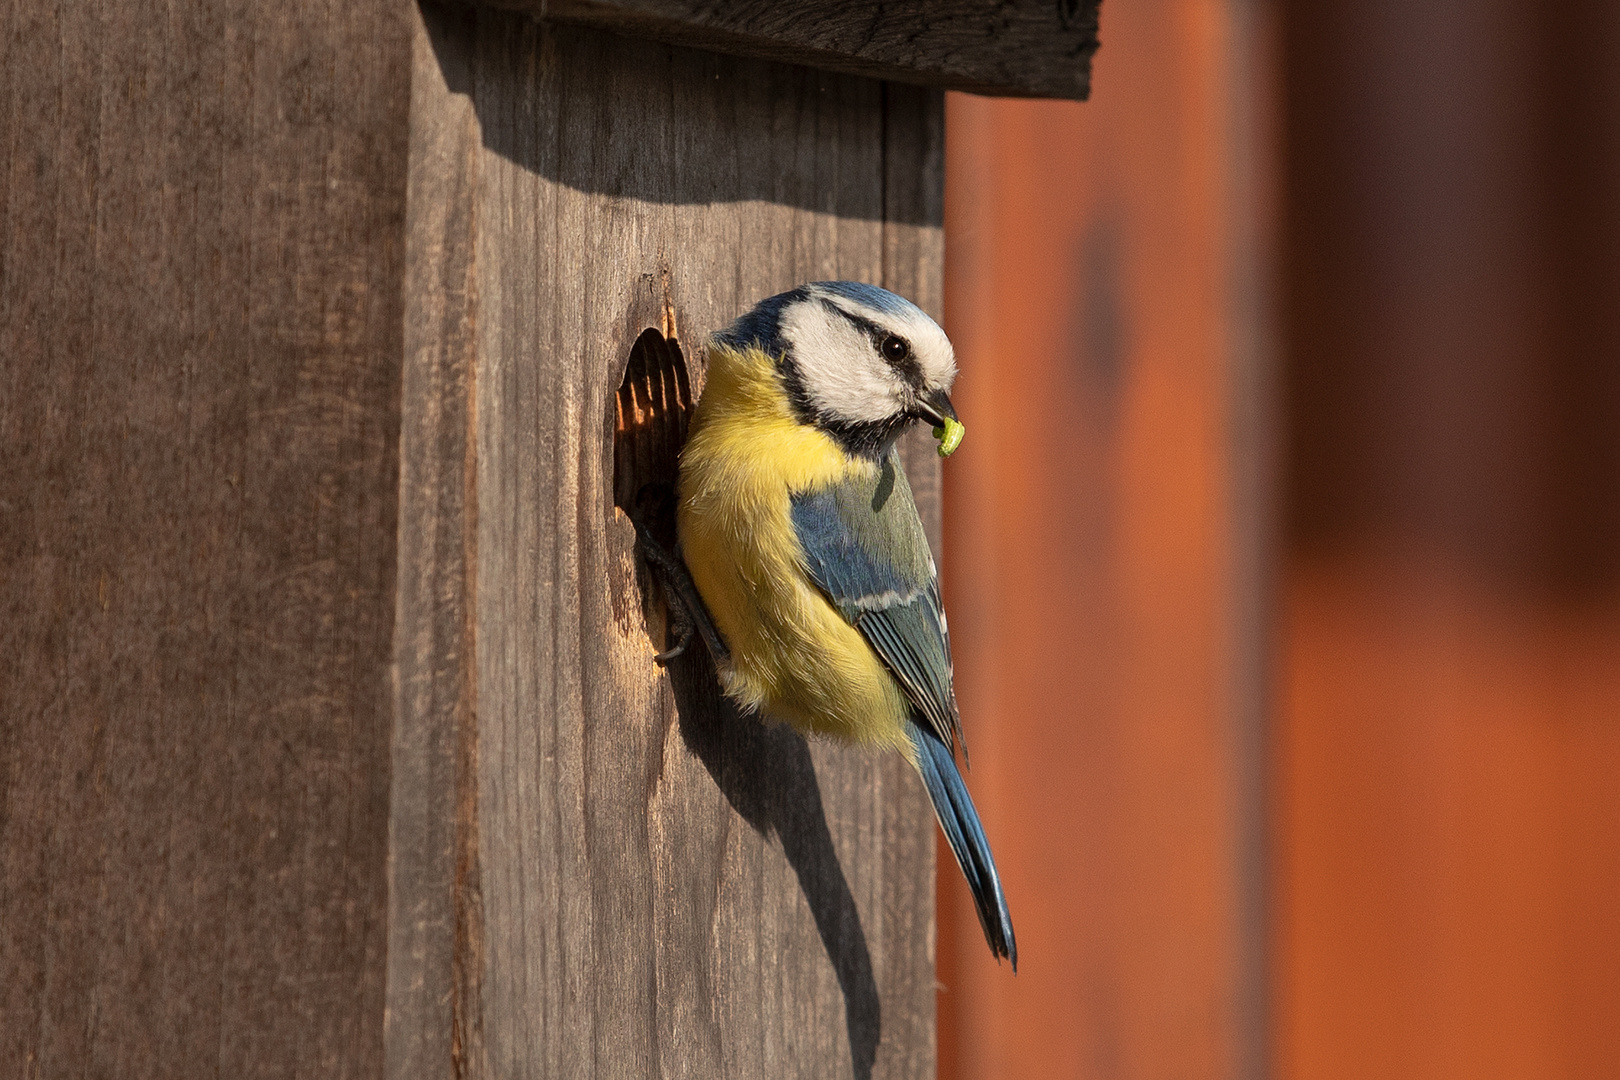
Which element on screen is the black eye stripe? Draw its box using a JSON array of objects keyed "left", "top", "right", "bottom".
[
  {"left": 815, "top": 296, "right": 886, "bottom": 343},
  {"left": 814, "top": 297, "right": 924, "bottom": 385}
]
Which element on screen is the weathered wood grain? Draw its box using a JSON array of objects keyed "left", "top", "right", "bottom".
[
  {"left": 5, "top": 1, "right": 946, "bottom": 1074},
  {"left": 484, "top": 0, "right": 1102, "bottom": 100},
  {"left": 0, "top": 1, "right": 411, "bottom": 1077},
  {"left": 398, "top": 7, "right": 944, "bottom": 1077},
  {"left": 387, "top": 11, "right": 485, "bottom": 1079}
]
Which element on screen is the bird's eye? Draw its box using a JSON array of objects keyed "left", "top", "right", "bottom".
[{"left": 880, "top": 335, "right": 910, "bottom": 363}]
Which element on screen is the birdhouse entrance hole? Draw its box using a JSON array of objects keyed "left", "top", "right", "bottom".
[{"left": 614, "top": 327, "right": 694, "bottom": 653}]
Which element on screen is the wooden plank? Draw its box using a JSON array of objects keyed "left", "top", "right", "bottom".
[
  {"left": 472, "top": 0, "right": 1101, "bottom": 100},
  {"left": 387, "top": 7, "right": 486, "bottom": 1078},
  {"left": 934, "top": 0, "right": 1274, "bottom": 1072},
  {"left": 398, "top": 8, "right": 942, "bottom": 1076},
  {"left": 0, "top": 1, "right": 411, "bottom": 1077}
]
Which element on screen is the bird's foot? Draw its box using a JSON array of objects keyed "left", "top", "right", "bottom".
[{"left": 630, "top": 483, "right": 731, "bottom": 667}]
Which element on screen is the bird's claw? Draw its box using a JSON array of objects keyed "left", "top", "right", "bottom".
[{"left": 629, "top": 483, "right": 731, "bottom": 666}]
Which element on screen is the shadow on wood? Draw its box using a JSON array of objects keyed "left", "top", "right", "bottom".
[
  {"left": 423, "top": 3, "right": 933, "bottom": 226},
  {"left": 612, "top": 327, "right": 882, "bottom": 1080},
  {"left": 667, "top": 658, "right": 883, "bottom": 1080}
]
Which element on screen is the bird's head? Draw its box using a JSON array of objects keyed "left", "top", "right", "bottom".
[{"left": 715, "top": 282, "right": 963, "bottom": 460}]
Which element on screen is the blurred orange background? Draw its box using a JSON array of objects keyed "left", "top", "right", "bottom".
[{"left": 937, "top": 0, "right": 1620, "bottom": 1077}]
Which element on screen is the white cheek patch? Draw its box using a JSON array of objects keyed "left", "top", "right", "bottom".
[{"left": 779, "top": 301, "right": 909, "bottom": 424}]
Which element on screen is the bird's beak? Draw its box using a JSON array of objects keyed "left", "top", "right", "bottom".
[{"left": 912, "top": 389, "right": 965, "bottom": 457}]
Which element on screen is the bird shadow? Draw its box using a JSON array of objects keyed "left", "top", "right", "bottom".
[
  {"left": 668, "top": 654, "right": 882, "bottom": 1080},
  {"left": 613, "top": 327, "right": 881, "bottom": 1080}
]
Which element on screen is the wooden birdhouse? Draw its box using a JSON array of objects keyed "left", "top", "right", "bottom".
[{"left": 2, "top": 2, "right": 1098, "bottom": 1076}]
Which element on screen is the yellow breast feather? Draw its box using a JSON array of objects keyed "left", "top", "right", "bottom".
[{"left": 676, "top": 344, "right": 914, "bottom": 756}]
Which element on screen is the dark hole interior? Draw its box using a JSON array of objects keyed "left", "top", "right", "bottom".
[{"left": 613, "top": 327, "right": 694, "bottom": 649}]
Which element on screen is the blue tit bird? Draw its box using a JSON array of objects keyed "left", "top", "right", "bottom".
[{"left": 674, "top": 281, "right": 1016, "bottom": 967}]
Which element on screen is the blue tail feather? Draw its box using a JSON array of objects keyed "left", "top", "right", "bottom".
[{"left": 909, "top": 719, "right": 1017, "bottom": 969}]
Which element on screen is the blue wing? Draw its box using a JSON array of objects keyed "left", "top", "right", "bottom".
[
  {"left": 790, "top": 451, "right": 1016, "bottom": 966},
  {"left": 790, "top": 451, "right": 962, "bottom": 752}
]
